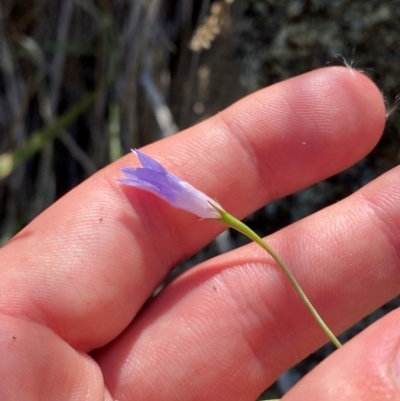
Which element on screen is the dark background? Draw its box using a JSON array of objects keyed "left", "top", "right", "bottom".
[{"left": 0, "top": 1, "right": 399, "bottom": 399}]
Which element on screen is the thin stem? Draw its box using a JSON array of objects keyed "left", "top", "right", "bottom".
[{"left": 218, "top": 209, "right": 342, "bottom": 349}]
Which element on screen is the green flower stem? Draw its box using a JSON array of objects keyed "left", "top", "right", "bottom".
[{"left": 217, "top": 208, "right": 342, "bottom": 349}]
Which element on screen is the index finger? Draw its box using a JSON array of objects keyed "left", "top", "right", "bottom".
[{"left": 0, "top": 67, "right": 385, "bottom": 350}]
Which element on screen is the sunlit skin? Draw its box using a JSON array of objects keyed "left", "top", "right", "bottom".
[{"left": 1, "top": 67, "right": 400, "bottom": 401}]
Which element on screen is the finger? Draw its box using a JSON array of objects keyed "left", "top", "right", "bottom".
[
  {"left": 96, "top": 165, "right": 400, "bottom": 401},
  {"left": 283, "top": 309, "right": 400, "bottom": 400},
  {"left": 0, "top": 315, "right": 109, "bottom": 401},
  {"left": 0, "top": 67, "right": 385, "bottom": 351}
]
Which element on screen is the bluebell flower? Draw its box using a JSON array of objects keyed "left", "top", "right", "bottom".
[{"left": 118, "top": 149, "right": 222, "bottom": 219}]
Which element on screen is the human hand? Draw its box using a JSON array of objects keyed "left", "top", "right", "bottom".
[{"left": 1, "top": 67, "right": 398, "bottom": 401}]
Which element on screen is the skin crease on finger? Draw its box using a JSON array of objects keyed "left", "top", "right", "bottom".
[{"left": 0, "top": 67, "right": 388, "bottom": 400}]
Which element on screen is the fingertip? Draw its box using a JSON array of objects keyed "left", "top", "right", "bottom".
[
  {"left": 323, "top": 65, "right": 386, "bottom": 139},
  {"left": 271, "top": 66, "right": 387, "bottom": 171},
  {"left": 281, "top": 66, "right": 386, "bottom": 145}
]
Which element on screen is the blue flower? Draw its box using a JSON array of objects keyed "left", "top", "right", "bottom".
[{"left": 118, "top": 149, "right": 222, "bottom": 219}]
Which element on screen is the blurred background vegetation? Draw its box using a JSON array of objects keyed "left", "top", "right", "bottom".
[{"left": 0, "top": 0, "right": 399, "bottom": 399}]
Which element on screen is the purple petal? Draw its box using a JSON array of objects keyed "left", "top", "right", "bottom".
[
  {"left": 133, "top": 149, "right": 167, "bottom": 173},
  {"left": 120, "top": 167, "right": 178, "bottom": 199},
  {"left": 135, "top": 169, "right": 180, "bottom": 200},
  {"left": 173, "top": 180, "right": 221, "bottom": 218},
  {"left": 118, "top": 151, "right": 222, "bottom": 219}
]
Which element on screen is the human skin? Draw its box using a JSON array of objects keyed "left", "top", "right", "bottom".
[{"left": 0, "top": 67, "right": 399, "bottom": 400}]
